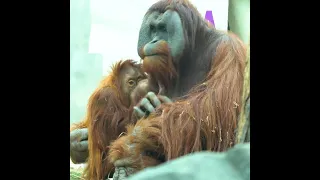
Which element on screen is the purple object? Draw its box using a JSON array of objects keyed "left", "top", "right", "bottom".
[{"left": 205, "top": 10, "right": 215, "bottom": 27}]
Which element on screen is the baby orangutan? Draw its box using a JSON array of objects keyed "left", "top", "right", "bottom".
[{"left": 70, "top": 60, "right": 162, "bottom": 180}]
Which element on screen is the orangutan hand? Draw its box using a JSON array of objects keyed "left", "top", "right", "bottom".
[
  {"left": 133, "top": 92, "right": 172, "bottom": 119},
  {"left": 70, "top": 128, "right": 89, "bottom": 164}
]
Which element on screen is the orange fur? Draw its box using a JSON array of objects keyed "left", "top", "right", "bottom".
[
  {"left": 141, "top": 40, "right": 178, "bottom": 93},
  {"left": 70, "top": 59, "right": 160, "bottom": 180},
  {"left": 108, "top": 14, "right": 246, "bottom": 177},
  {"left": 109, "top": 121, "right": 163, "bottom": 173},
  {"left": 83, "top": 60, "right": 142, "bottom": 180}
]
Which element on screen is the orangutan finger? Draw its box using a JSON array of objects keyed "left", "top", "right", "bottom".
[
  {"left": 133, "top": 106, "right": 146, "bottom": 118},
  {"left": 143, "top": 102, "right": 156, "bottom": 114},
  {"left": 138, "top": 98, "right": 155, "bottom": 117},
  {"left": 71, "top": 140, "right": 88, "bottom": 152},
  {"left": 158, "top": 95, "right": 172, "bottom": 104},
  {"left": 146, "top": 92, "right": 161, "bottom": 107}
]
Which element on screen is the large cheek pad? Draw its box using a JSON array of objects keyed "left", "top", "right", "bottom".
[
  {"left": 165, "top": 10, "right": 185, "bottom": 59},
  {"left": 137, "top": 11, "right": 185, "bottom": 59},
  {"left": 137, "top": 14, "right": 156, "bottom": 55}
]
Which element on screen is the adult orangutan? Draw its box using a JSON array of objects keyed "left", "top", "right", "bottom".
[
  {"left": 107, "top": 0, "right": 246, "bottom": 177},
  {"left": 70, "top": 60, "right": 164, "bottom": 180}
]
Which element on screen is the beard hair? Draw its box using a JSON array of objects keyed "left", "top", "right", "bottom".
[{"left": 140, "top": 40, "right": 178, "bottom": 95}]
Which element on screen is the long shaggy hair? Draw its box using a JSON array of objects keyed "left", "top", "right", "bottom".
[
  {"left": 108, "top": 0, "right": 246, "bottom": 172},
  {"left": 79, "top": 60, "right": 144, "bottom": 180},
  {"left": 140, "top": 40, "right": 178, "bottom": 95},
  {"left": 156, "top": 33, "right": 245, "bottom": 158}
]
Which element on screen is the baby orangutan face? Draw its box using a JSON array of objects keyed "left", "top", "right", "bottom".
[
  {"left": 118, "top": 63, "right": 158, "bottom": 108},
  {"left": 130, "top": 78, "right": 158, "bottom": 107}
]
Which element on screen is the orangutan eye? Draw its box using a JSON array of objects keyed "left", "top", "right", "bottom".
[
  {"left": 159, "top": 24, "right": 166, "bottom": 32},
  {"left": 127, "top": 80, "right": 136, "bottom": 87},
  {"left": 150, "top": 25, "right": 156, "bottom": 32}
]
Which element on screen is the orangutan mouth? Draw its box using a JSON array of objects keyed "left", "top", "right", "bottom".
[{"left": 145, "top": 54, "right": 168, "bottom": 58}]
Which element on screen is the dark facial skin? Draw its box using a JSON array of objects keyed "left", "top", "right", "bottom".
[{"left": 138, "top": 10, "right": 185, "bottom": 64}]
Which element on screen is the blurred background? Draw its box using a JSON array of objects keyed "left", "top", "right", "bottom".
[{"left": 70, "top": 0, "right": 249, "bottom": 126}]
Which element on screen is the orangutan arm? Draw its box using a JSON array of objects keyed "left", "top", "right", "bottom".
[
  {"left": 70, "top": 117, "right": 89, "bottom": 164},
  {"left": 70, "top": 128, "right": 89, "bottom": 164}
]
